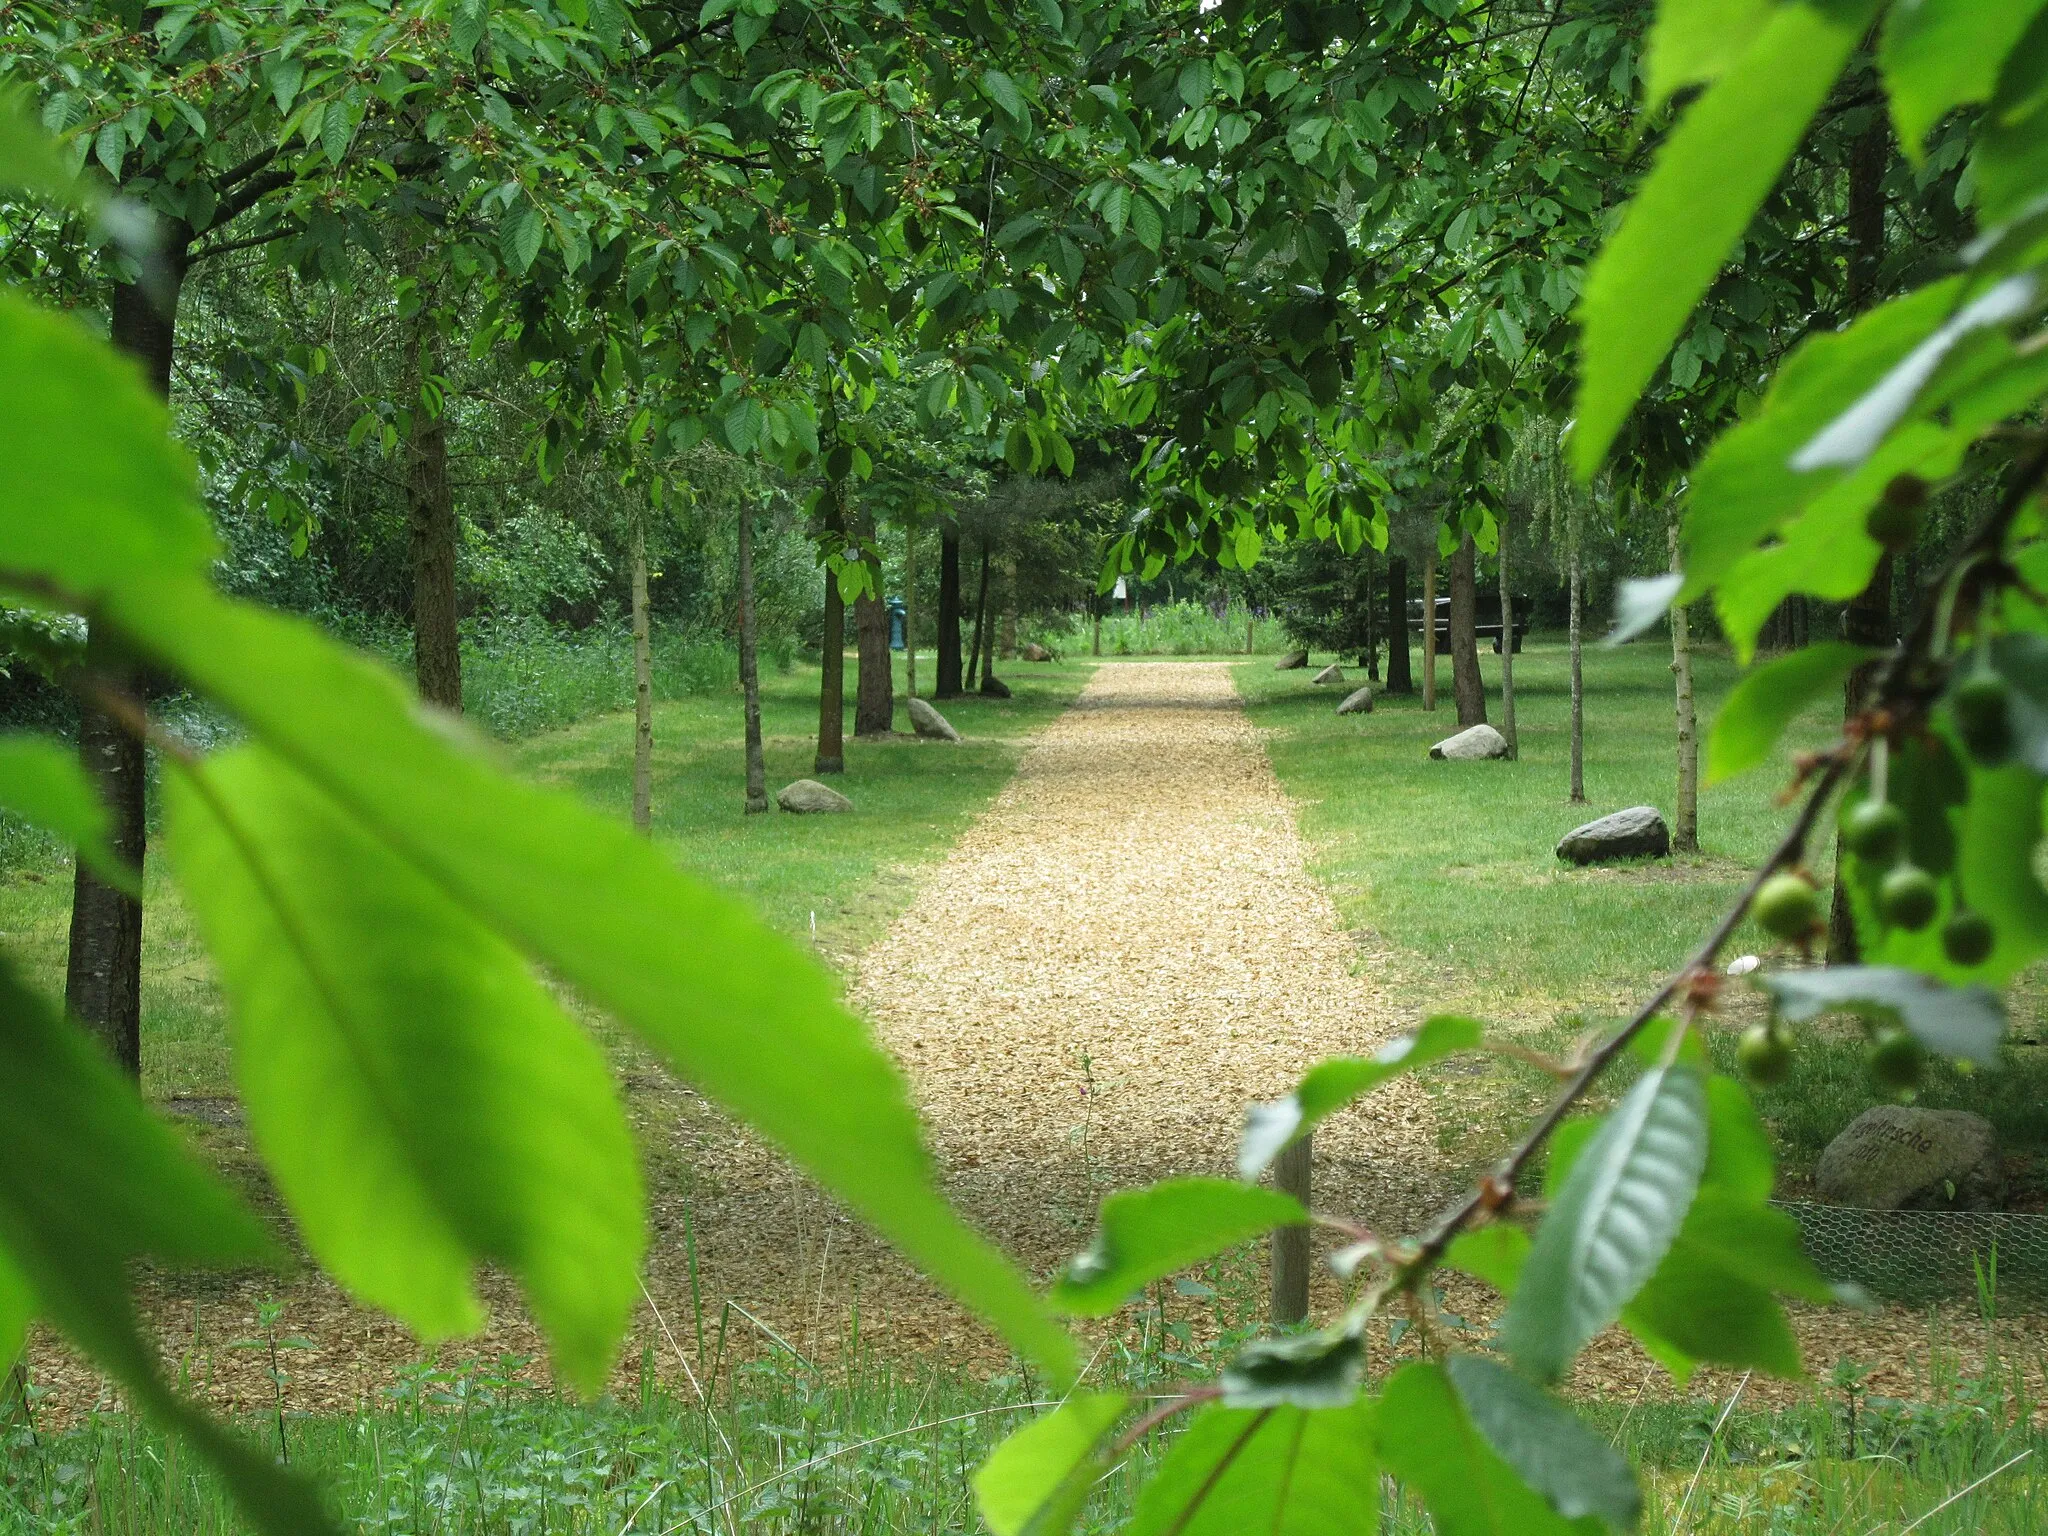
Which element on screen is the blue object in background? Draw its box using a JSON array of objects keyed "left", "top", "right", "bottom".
[{"left": 888, "top": 597, "right": 907, "bottom": 650}]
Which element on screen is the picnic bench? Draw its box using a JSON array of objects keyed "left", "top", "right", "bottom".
[{"left": 1407, "top": 595, "right": 1530, "bottom": 654}]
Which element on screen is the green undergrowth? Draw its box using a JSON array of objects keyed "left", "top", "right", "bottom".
[
  {"left": 6, "top": 1338, "right": 2042, "bottom": 1535},
  {"left": 0, "top": 646, "right": 1092, "bottom": 1100},
  {"left": 1035, "top": 598, "right": 1279, "bottom": 657},
  {"left": 1234, "top": 639, "right": 2048, "bottom": 1196}
]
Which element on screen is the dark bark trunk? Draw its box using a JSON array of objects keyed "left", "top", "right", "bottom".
[
  {"left": 406, "top": 321, "right": 461, "bottom": 712},
  {"left": 1385, "top": 555, "right": 1413, "bottom": 693},
  {"left": 1421, "top": 542, "right": 1439, "bottom": 711},
  {"left": 936, "top": 522, "right": 964, "bottom": 698},
  {"left": 903, "top": 524, "right": 918, "bottom": 700},
  {"left": 1362, "top": 549, "right": 1379, "bottom": 681},
  {"left": 1498, "top": 508, "right": 1518, "bottom": 758},
  {"left": 739, "top": 501, "right": 768, "bottom": 814},
  {"left": 816, "top": 545, "right": 845, "bottom": 775},
  {"left": 1448, "top": 534, "right": 1487, "bottom": 727},
  {"left": 854, "top": 559, "right": 893, "bottom": 736},
  {"left": 66, "top": 252, "right": 189, "bottom": 1077},
  {"left": 1828, "top": 111, "right": 1894, "bottom": 961},
  {"left": 965, "top": 542, "right": 991, "bottom": 691}
]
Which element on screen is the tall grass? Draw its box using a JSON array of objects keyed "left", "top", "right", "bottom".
[{"left": 1038, "top": 599, "right": 1275, "bottom": 657}]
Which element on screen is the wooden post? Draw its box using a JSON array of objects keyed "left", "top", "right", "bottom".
[{"left": 1270, "top": 1135, "right": 1312, "bottom": 1327}]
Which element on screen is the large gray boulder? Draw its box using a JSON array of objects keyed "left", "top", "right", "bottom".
[
  {"left": 1816, "top": 1106, "right": 2004, "bottom": 1210},
  {"left": 1429, "top": 723, "right": 1510, "bottom": 761},
  {"left": 907, "top": 697, "right": 961, "bottom": 742},
  {"left": 1275, "top": 648, "right": 1309, "bottom": 671},
  {"left": 1311, "top": 663, "right": 1346, "bottom": 686},
  {"left": 1021, "top": 641, "right": 1053, "bottom": 662},
  {"left": 1336, "top": 685, "right": 1374, "bottom": 716},
  {"left": 1556, "top": 806, "right": 1671, "bottom": 865},
  {"left": 777, "top": 779, "right": 853, "bottom": 814}
]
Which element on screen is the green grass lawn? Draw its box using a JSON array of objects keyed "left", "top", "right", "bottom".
[
  {"left": 0, "top": 650, "right": 1093, "bottom": 1101},
  {"left": 1235, "top": 637, "right": 2048, "bottom": 1196}
]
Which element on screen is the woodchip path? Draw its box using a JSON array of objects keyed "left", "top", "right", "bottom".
[{"left": 658, "top": 659, "right": 1446, "bottom": 1367}]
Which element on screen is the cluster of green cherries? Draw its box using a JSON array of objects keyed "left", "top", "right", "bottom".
[{"left": 1730, "top": 646, "right": 2022, "bottom": 1095}]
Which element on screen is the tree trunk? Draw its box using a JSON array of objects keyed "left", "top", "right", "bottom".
[
  {"left": 816, "top": 493, "right": 846, "bottom": 775},
  {"left": 1498, "top": 509, "right": 1519, "bottom": 759},
  {"left": 1568, "top": 543, "right": 1586, "bottom": 804},
  {"left": 1421, "top": 543, "right": 1439, "bottom": 712},
  {"left": 629, "top": 505, "right": 653, "bottom": 835},
  {"left": 904, "top": 523, "right": 918, "bottom": 700},
  {"left": 1270, "top": 1136, "right": 1312, "bottom": 1326},
  {"left": 66, "top": 254, "right": 188, "bottom": 1078},
  {"left": 1828, "top": 110, "right": 1894, "bottom": 962},
  {"left": 854, "top": 553, "right": 893, "bottom": 737},
  {"left": 406, "top": 318, "right": 462, "bottom": 712},
  {"left": 1385, "top": 556, "right": 1413, "bottom": 693},
  {"left": 1448, "top": 534, "right": 1486, "bottom": 727},
  {"left": 1094, "top": 607, "right": 1104, "bottom": 657},
  {"left": 936, "top": 521, "right": 964, "bottom": 698},
  {"left": 998, "top": 552, "right": 1018, "bottom": 661},
  {"left": 1361, "top": 548, "right": 1379, "bottom": 680},
  {"left": 968, "top": 542, "right": 994, "bottom": 692},
  {"left": 1670, "top": 523, "right": 1699, "bottom": 854},
  {"left": 738, "top": 499, "right": 768, "bottom": 815}
]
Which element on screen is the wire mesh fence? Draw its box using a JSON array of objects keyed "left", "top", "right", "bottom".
[{"left": 1776, "top": 1202, "right": 2048, "bottom": 1309}]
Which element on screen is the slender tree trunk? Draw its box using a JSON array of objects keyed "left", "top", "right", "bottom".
[
  {"left": 854, "top": 548, "right": 893, "bottom": 737},
  {"left": 405, "top": 315, "right": 462, "bottom": 712},
  {"left": 67, "top": 249, "right": 188, "bottom": 1077},
  {"left": 936, "top": 521, "right": 964, "bottom": 698},
  {"left": 1449, "top": 534, "right": 1486, "bottom": 727},
  {"left": 1828, "top": 110, "right": 1894, "bottom": 961},
  {"left": 904, "top": 523, "right": 918, "bottom": 700},
  {"left": 816, "top": 490, "right": 846, "bottom": 775},
  {"left": 1421, "top": 543, "right": 1439, "bottom": 712},
  {"left": 1386, "top": 556, "right": 1412, "bottom": 693},
  {"left": 1568, "top": 543, "right": 1586, "bottom": 803},
  {"left": 739, "top": 500, "right": 768, "bottom": 814},
  {"left": 629, "top": 505, "right": 653, "bottom": 834},
  {"left": 1670, "top": 523, "right": 1699, "bottom": 853},
  {"left": 998, "top": 552, "right": 1018, "bottom": 661},
  {"left": 1270, "top": 1135, "right": 1312, "bottom": 1327},
  {"left": 1498, "top": 509, "right": 1518, "bottom": 758},
  {"left": 1094, "top": 606, "right": 1104, "bottom": 656},
  {"left": 968, "top": 542, "right": 993, "bottom": 692}
]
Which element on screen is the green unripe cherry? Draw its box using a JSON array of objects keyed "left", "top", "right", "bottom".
[
  {"left": 1867, "top": 1027, "right": 1925, "bottom": 1094},
  {"left": 1952, "top": 672, "right": 2014, "bottom": 766},
  {"left": 1754, "top": 871, "right": 1821, "bottom": 942},
  {"left": 1880, "top": 864, "right": 1940, "bottom": 931},
  {"left": 1736, "top": 1021, "right": 1794, "bottom": 1086},
  {"left": 1842, "top": 799, "right": 1908, "bottom": 865},
  {"left": 1943, "top": 909, "right": 1996, "bottom": 967}
]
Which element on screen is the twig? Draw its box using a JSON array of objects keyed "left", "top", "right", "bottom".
[
  {"left": 1672, "top": 1371, "right": 1752, "bottom": 1534},
  {"left": 1894, "top": 1449, "right": 2033, "bottom": 1534}
]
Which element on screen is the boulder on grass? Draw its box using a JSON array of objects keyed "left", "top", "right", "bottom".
[
  {"left": 1275, "top": 648, "right": 1309, "bottom": 671},
  {"left": 1021, "top": 641, "right": 1053, "bottom": 662},
  {"left": 1336, "top": 686, "right": 1374, "bottom": 716},
  {"left": 979, "top": 676, "right": 1012, "bottom": 699},
  {"left": 1816, "top": 1106, "right": 2004, "bottom": 1210},
  {"left": 1311, "top": 663, "right": 1346, "bottom": 686},
  {"left": 777, "top": 779, "right": 853, "bottom": 814},
  {"left": 1429, "top": 723, "right": 1510, "bottom": 761},
  {"left": 907, "top": 697, "right": 962, "bottom": 742},
  {"left": 1556, "top": 806, "right": 1671, "bottom": 865}
]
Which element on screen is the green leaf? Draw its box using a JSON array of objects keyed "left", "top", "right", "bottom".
[
  {"left": 1705, "top": 643, "right": 1880, "bottom": 785},
  {"left": 0, "top": 1242, "right": 29, "bottom": 1373},
  {"left": 974, "top": 1392, "right": 1126, "bottom": 1536},
  {"left": 1220, "top": 1328, "right": 1365, "bottom": 1410},
  {"left": 1444, "top": 1354, "right": 1639, "bottom": 1529},
  {"left": 1502, "top": 1065, "right": 1709, "bottom": 1382},
  {"left": 501, "top": 203, "right": 543, "bottom": 274},
  {"left": 1644, "top": 0, "right": 1771, "bottom": 109},
  {"left": 123, "top": 586, "right": 1073, "bottom": 1380},
  {"left": 1972, "top": 7, "right": 2048, "bottom": 224},
  {"left": 1757, "top": 966, "right": 2004, "bottom": 1065},
  {"left": 165, "top": 746, "right": 644, "bottom": 1391},
  {"left": 1979, "top": 632, "right": 2048, "bottom": 774},
  {"left": 1604, "top": 574, "right": 1682, "bottom": 646},
  {"left": 981, "top": 68, "right": 1028, "bottom": 122},
  {"left": 1377, "top": 1361, "right": 1587, "bottom": 1536},
  {"left": 0, "top": 961, "right": 333, "bottom": 1536},
  {"left": 0, "top": 732, "right": 138, "bottom": 894},
  {"left": 1573, "top": 0, "right": 1878, "bottom": 476},
  {"left": 1238, "top": 1016, "right": 1482, "bottom": 1179},
  {"left": 1055, "top": 1179, "right": 1304, "bottom": 1315},
  {"left": 1951, "top": 761, "right": 2048, "bottom": 983},
  {"left": 0, "top": 89, "right": 96, "bottom": 210},
  {"left": 1880, "top": 0, "right": 2048, "bottom": 157},
  {"left": 1444, "top": 1224, "right": 1530, "bottom": 1296},
  {"left": 1128, "top": 1401, "right": 1377, "bottom": 1536},
  {"left": 0, "top": 293, "right": 214, "bottom": 603}
]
